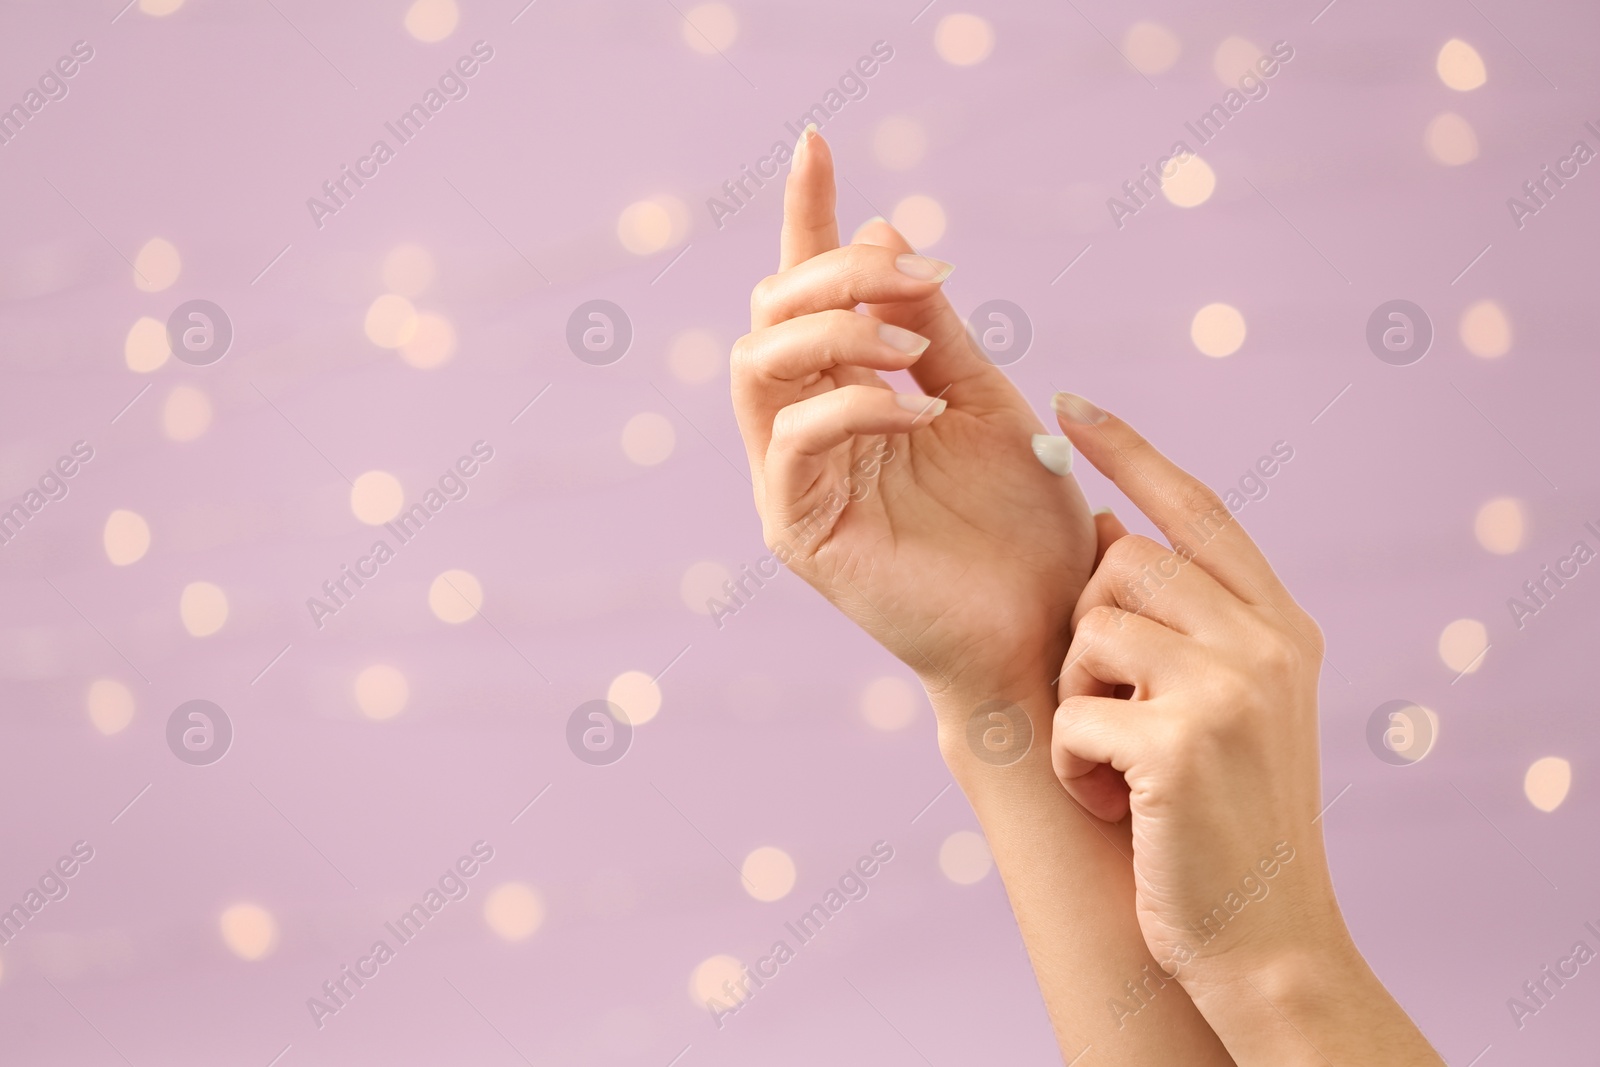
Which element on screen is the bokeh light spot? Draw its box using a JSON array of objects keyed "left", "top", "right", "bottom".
[
  {"left": 681, "top": 561, "right": 733, "bottom": 614},
  {"left": 681, "top": 3, "right": 738, "bottom": 54},
  {"left": 400, "top": 312, "right": 456, "bottom": 369},
  {"left": 88, "top": 679, "right": 136, "bottom": 735},
  {"left": 1525, "top": 757, "right": 1572, "bottom": 812},
  {"left": 861, "top": 675, "right": 918, "bottom": 731},
  {"left": 133, "top": 237, "right": 181, "bottom": 292},
  {"left": 428, "top": 569, "right": 483, "bottom": 623},
  {"left": 484, "top": 882, "right": 545, "bottom": 940},
  {"left": 1425, "top": 112, "right": 1479, "bottom": 166},
  {"left": 741, "top": 846, "right": 797, "bottom": 902},
  {"left": 382, "top": 243, "right": 437, "bottom": 297},
  {"left": 1161, "top": 154, "right": 1216, "bottom": 207},
  {"left": 103, "top": 509, "right": 151, "bottom": 566},
  {"left": 1124, "top": 22, "right": 1181, "bottom": 75},
  {"left": 351, "top": 471, "right": 405, "bottom": 525},
  {"left": 1474, "top": 497, "right": 1526, "bottom": 554},
  {"left": 890, "top": 194, "right": 946, "bottom": 248},
  {"left": 618, "top": 199, "right": 676, "bottom": 255},
  {"left": 669, "top": 328, "right": 724, "bottom": 384},
  {"left": 1438, "top": 618, "right": 1488, "bottom": 674},
  {"left": 365, "top": 294, "right": 420, "bottom": 348},
  {"left": 939, "top": 830, "right": 993, "bottom": 884},
  {"left": 690, "top": 954, "right": 744, "bottom": 1006},
  {"left": 219, "top": 903, "right": 278, "bottom": 961},
  {"left": 608, "top": 670, "right": 661, "bottom": 725},
  {"left": 125, "top": 316, "right": 170, "bottom": 373},
  {"left": 935, "top": 13, "right": 994, "bottom": 66},
  {"left": 873, "top": 116, "right": 928, "bottom": 170},
  {"left": 162, "top": 384, "right": 212, "bottom": 442},
  {"left": 180, "top": 581, "right": 228, "bottom": 637},
  {"left": 404, "top": 0, "right": 458, "bottom": 42},
  {"left": 1190, "top": 303, "right": 1247, "bottom": 357},
  {"left": 354, "top": 664, "right": 410, "bottom": 720},
  {"left": 1460, "top": 299, "right": 1512, "bottom": 358},
  {"left": 1212, "top": 36, "right": 1265, "bottom": 84},
  {"left": 1437, "top": 39, "right": 1487, "bottom": 91},
  {"left": 622, "top": 412, "right": 676, "bottom": 466}
]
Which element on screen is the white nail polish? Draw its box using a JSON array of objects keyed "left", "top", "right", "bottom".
[
  {"left": 878, "top": 322, "right": 930, "bottom": 355},
  {"left": 1032, "top": 434, "right": 1074, "bottom": 476},
  {"left": 895, "top": 393, "right": 946, "bottom": 418}
]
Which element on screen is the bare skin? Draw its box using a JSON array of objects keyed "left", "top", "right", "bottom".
[
  {"left": 731, "top": 127, "right": 1233, "bottom": 1063},
  {"left": 1048, "top": 394, "right": 1446, "bottom": 1065}
]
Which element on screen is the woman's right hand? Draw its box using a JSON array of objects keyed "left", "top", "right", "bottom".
[{"left": 732, "top": 128, "right": 1098, "bottom": 723}]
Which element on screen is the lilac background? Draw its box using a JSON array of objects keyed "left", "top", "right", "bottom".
[{"left": 2, "top": 0, "right": 1597, "bottom": 1063}]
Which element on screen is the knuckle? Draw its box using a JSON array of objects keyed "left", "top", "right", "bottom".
[
  {"left": 1101, "top": 534, "right": 1155, "bottom": 573},
  {"left": 1247, "top": 623, "right": 1305, "bottom": 679},
  {"left": 1053, "top": 694, "right": 1097, "bottom": 728},
  {"left": 1176, "top": 478, "right": 1228, "bottom": 524},
  {"left": 1075, "top": 605, "right": 1124, "bottom": 645},
  {"left": 769, "top": 404, "right": 802, "bottom": 446},
  {"left": 729, "top": 332, "right": 758, "bottom": 372},
  {"left": 749, "top": 274, "right": 780, "bottom": 316}
]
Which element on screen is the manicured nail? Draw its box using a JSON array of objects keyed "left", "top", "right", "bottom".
[
  {"left": 895, "top": 393, "right": 947, "bottom": 418},
  {"left": 850, "top": 215, "right": 887, "bottom": 243},
  {"left": 1092, "top": 506, "right": 1114, "bottom": 517},
  {"left": 1052, "top": 392, "right": 1108, "bottom": 425},
  {"left": 1032, "top": 434, "right": 1074, "bottom": 476},
  {"left": 878, "top": 322, "right": 930, "bottom": 356},
  {"left": 794, "top": 122, "right": 817, "bottom": 162},
  {"left": 895, "top": 254, "right": 955, "bottom": 282}
]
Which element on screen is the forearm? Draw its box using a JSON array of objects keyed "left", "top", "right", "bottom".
[
  {"left": 931, "top": 685, "right": 1234, "bottom": 1065},
  {"left": 1184, "top": 940, "right": 1445, "bottom": 1066}
]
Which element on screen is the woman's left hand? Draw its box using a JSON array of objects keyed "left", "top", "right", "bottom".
[
  {"left": 1047, "top": 391, "right": 1347, "bottom": 994},
  {"left": 1048, "top": 392, "right": 1445, "bottom": 1063}
]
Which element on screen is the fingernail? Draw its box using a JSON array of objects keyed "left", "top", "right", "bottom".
[
  {"left": 850, "top": 215, "right": 886, "bottom": 243},
  {"left": 1032, "top": 434, "right": 1074, "bottom": 476},
  {"left": 793, "top": 122, "right": 817, "bottom": 161},
  {"left": 878, "top": 322, "right": 930, "bottom": 355},
  {"left": 895, "top": 254, "right": 955, "bottom": 282},
  {"left": 1052, "top": 392, "right": 1107, "bottom": 425},
  {"left": 1092, "top": 506, "right": 1114, "bottom": 517},
  {"left": 895, "top": 393, "right": 946, "bottom": 418}
]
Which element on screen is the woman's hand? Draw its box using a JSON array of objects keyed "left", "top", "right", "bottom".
[
  {"left": 733, "top": 128, "right": 1096, "bottom": 718},
  {"left": 1049, "top": 392, "right": 1443, "bottom": 1065}
]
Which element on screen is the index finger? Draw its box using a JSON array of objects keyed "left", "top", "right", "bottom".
[
  {"left": 1050, "top": 392, "right": 1291, "bottom": 609},
  {"left": 779, "top": 125, "right": 839, "bottom": 272}
]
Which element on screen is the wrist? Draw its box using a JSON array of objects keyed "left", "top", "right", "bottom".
[
  {"left": 924, "top": 675, "right": 1058, "bottom": 773},
  {"left": 1184, "top": 932, "right": 1440, "bottom": 1066}
]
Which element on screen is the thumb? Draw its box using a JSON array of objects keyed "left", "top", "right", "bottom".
[{"left": 1052, "top": 694, "right": 1148, "bottom": 823}]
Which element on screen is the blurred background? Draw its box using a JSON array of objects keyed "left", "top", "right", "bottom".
[{"left": 1, "top": 0, "right": 1596, "bottom": 1062}]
